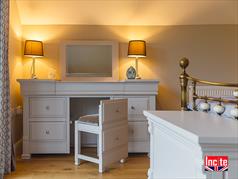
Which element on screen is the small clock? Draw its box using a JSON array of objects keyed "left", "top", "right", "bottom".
[{"left": 126, "top": 66, "right": 136, "bottom": 79}]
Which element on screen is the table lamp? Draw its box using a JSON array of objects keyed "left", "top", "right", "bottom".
[
  {"left": 128, "top": 40, "right": 146, "bottom": 79},
  {"left": 24, "top": 40, "right": 44, "bottom": 79}
]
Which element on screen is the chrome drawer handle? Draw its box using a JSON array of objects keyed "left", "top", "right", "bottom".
[
  {"left": 131, "top": 106, "right": 135, "bottom": 110},
  {"left": 45, "top": 106, "right": 50, "bottom": 110},
  {"left": 46, "top": 130, "right": 50, "bottom": 135}
]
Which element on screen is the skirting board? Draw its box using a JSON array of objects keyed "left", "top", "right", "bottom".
[{"left": 14, "top": 138, "right": 23, "bottom": 157}]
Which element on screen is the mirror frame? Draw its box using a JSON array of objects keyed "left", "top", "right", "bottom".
[{"left": 60, "top": 40, "right": 119, "bottom": 81}]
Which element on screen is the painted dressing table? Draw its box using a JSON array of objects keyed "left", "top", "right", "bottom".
[{"left": 18, "top": 79, "right": 159, "bottom": 159}]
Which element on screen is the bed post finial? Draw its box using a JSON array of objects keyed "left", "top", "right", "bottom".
[
  {"left": 179, "top": 57, "right": 189, "bottom": 71},
  {"left": 179, "top": 58, "right": 189, "bottom": 111}
]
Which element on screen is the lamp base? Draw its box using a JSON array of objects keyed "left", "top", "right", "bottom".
[
  {"left": 31, "top": 58, "right": 38, "bottom": 79},
  {"left": 135, "top": 58, "right": 141, "bottom": 80},
  {"left": 31, "top": 75, "right": 38, "bottom": 79}
]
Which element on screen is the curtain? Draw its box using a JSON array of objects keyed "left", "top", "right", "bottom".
[{"left": 0, "top": 0, "right": 13, "bottom": 178}]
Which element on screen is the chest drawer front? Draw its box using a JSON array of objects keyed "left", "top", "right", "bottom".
[
  {"left": 128, "top": 121, "right": 149, "bottom": 142},
  {"left": 128, "top": 97, "right": 149, "bottom": 115},
  {"left": 30, "top": 98, "right": 66, "bottom": 118},
  {"left": 30, "top": 122, "right": 66, "bottom": 141}
]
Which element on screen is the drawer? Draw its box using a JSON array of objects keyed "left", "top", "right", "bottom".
[
  {"left": 128, "top": 97, "right": 149, "bottom": 115},
  {"left": 30, "top": 141, "right": 68, "bottom": 154},
  {"left": 103, "top": 126, "right": 128, "bottom": 152},
  {"left": 128, "top": 122, "right": 149, "bottom": 142},
  {"left": 30, "top": 98, "right": 66, "bottom": 118},
  {"left": 30, "top": 122, "right": 66, "bottom": 141}
]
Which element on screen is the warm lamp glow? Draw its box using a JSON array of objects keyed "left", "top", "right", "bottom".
[
  {"left": 24, "top": 40, "right": 44, "bottom": 57},
  {"left": 128, "top": 40, "right": 146, "bottom": 58},
  {"left": 127, "top": 40, "right": 146, "bottom": 79},
  {"left": 24, "top": 40, "right": 44, "bottom": 79}
]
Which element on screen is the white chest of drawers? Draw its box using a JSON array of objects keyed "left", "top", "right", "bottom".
[
  {"left": 144, "top": 111, "right": 238, "bottom": 179},
  {"left": 18, "top": 79, "right": 159, "bottom": 159}
]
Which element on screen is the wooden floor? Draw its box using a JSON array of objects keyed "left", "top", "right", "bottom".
[{"left": 5, "top": 152, "right": 149, "bottom": 179}]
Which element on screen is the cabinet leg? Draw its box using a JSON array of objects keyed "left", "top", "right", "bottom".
[
  {"left": 147, "top": 168, "right": 152, "bottom": 179},
  {"left": 21, "top": 154, "right": 31, "bottom": 160}
]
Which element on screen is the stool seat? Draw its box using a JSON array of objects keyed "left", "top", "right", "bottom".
[{"left": 78, "top": 114, "right": 99, "bottom": 126}]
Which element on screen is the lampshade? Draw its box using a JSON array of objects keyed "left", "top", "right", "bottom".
[
  {"left": 128, "top": 40, "right": 146, "bottom": 58},
  {"left": 24, "top": 40, "right": 44, "bottom": 57}
]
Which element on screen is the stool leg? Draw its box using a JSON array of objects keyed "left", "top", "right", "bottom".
[
  {"left": 75, "top": 128, "right": 81, "bottom": 165},
  {"left": 98, "top": 133, "right": 105, "bottom": 173},
  {"left": 99, "top": 162, "right": 105, "bottom": 173},
  {"left": 97, "top": 135, "right": 99, "bottom": 157},
  {"left": 99, "top": 153, "right": 106, "bottom": 173}
]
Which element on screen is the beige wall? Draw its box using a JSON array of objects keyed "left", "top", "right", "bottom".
[
  {"left": 22, "top": 25, "right": 238, "bottom": 110},
  {"left": 9, "top": 0, "right": 23, "bottom": 155}
]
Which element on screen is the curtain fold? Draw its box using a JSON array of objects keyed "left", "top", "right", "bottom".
[{"left": 0, "top": 0, "right": 12, "bottom": 178}]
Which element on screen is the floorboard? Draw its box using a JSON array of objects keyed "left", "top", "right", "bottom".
[{"left": 5, "top": 151, "right": 149, "bottom": 179}]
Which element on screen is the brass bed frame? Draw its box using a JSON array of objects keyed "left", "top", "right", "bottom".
[{"left": 179, "top": 57, "right": 238, "bottom": 119}]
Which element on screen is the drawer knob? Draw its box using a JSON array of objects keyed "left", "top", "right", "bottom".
[
  {"left": 115, "top": 137, "right": 119, "bottom": 141},
  {"left": 116, "top": 109, "right": 120, "bottom": 113},
  {"left": 46, "top": 130, "right": 50, "bottom": 135},
  {"left": 45, "top": 106, "right": 50, "bottom": 110},
  {"left": 131, "top": 106, "right": 135, "bottom": 110}
]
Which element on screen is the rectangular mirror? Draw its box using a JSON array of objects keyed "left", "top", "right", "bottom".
[
  {"left": 60, "top": 41, "right": 119, "bottom": 81},
  {"left": 66, "top": 45, "right": 112, "bottom": 77}
]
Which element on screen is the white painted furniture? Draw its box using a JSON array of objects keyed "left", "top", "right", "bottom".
[
  {"left": 143, "top": 111, "right": 238, "bottom": 179},
  {"left": 75, "top": 99, "right": 128, "bottom": 173},
  {"left": 17, "top": 79, "right": 159, "bottom": 159}
]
